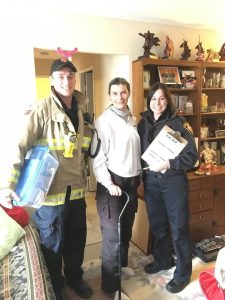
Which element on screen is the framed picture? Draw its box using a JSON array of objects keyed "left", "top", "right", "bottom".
[
  {"left": 181, "top": 70, "right": 197, "bottom": 88},
  {"left": 171, "top": 94, "right": 179, "bottom": 108},
  {"left": 158, "top": 66, "right": 181, "bottom": 85},
  {"left": 181, "top": 70, "right": 195, "bottom": 77},
  {"left": 220, "top": 141, "right": 225, "bottom": 164},
  {"left": 143, "top": 71, "right": 150, "bottom": 89}
]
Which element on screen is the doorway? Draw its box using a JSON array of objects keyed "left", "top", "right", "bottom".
[
  {"left": 80, "top": 69, "right": 94, "bottom": 119},
  {"left": 80, "top": 69, "right": 97, "bottom": 192}
]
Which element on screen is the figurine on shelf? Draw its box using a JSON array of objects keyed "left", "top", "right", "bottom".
[
  {"left": 161, "top": 35, "right": 174, "bottom": 59},
  {"left": 195, "top": 40, "right": 205, "bottom": 61},
  {"left": 138, "top": 30, "right": 160, "bottom": 59},
  {"left": 219, "top": 43, "right": 225, "bottom": 61},
  {"left": 195, "top": 141, "right": 217, "bottom": 175},
  {"left": 206, "top": 49, "right": 220, "bottom": 62},
  {"left": 180, "top": 40, "right": 191, "bottom": 60},
  {"left": 200, "top": 142, "right": 217, "bottom": 165},
  {"left": 206, "top": 49, "right": 214, "bottom": 62}
]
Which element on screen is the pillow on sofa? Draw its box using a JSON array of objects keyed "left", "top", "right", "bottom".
[
  {"left": 0, "top": 205, "right": 29, "bottom": 227},
  {"left": 0, "top": 207, "right": 26, "bottom": 260}
]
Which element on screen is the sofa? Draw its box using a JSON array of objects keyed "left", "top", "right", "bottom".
[{"left": 0, "top": 207, "right": 55, "bottom": 300}]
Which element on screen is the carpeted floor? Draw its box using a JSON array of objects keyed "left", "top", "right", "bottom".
[
  {"left": 75, "top": 192, "right": 216, "bottom": 300},
  {"left": 26, "top": 192, "right": 217, "bottom": 299},
  {"left": 81, "top": 241, "right": 215, "bottom": 300}
]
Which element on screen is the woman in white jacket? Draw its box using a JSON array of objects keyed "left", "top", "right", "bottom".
[{"left": 91, "top": 77, "right": 141, "bottom": 296}]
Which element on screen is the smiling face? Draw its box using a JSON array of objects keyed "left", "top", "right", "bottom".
[
  {"left": 109, "top": 84, "right": 130, "bottom": 111},
  {"left": 149, "top": 88, "right": 168, "bottom": 120},
  {"left": 51, "top": 66, "right": 76, "bottom": 101}
]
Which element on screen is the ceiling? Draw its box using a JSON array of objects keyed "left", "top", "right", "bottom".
[
  {"left": 3, "top": 0, "right": 225, "bottom": 31},
  {"left": 65, "top": 0, "right": 225, "bottom": 31}
]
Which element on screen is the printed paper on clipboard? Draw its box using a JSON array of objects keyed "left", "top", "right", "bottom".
[{"left": 141, "top": 125, "right": 188, "bottom": 168}]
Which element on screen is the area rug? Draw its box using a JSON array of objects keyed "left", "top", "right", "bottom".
[{"left": 82, "top": 242, "right": 216, "bottom": 300}]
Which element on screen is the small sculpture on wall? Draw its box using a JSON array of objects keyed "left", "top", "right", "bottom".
[
  {"left": 161, "top": 35, "right": 174, "bottom": 59},
  {"left": 180, "top": 40, "right": 191, "bottom": 60},
  {"left": 219, "top": 43, "right": 225, "bottom": 61},
  {"left": 138, "top": 30, "right": 160, "bottom": 59},
  {"left": 195, "top": 40, "right": 205, "bottom": 61}
]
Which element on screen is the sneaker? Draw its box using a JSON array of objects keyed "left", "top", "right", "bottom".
[
  {"left": 121, "top": 267, "right": 135, "bottom": 276},
  {"left": 67, "top": 279, "right": 93, "bottom": 299}
]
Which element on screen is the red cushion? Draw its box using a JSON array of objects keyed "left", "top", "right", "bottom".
[
  {"left": 199, "top": 267, "right": 225, "bottom": 300},
  {"left": 0, "top": 205, "right": 29, "bottom": 227}
]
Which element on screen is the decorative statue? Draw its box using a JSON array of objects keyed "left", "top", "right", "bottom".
[
  {"left": 195, "top": 41, "right": 205, "bottom": 61},
  {"left": 206, "top": 49, "right": 214, "bottom": 62},
  {"left": 180, "top": 40, "right": 191, "bottom": 60},
  {"left": 195, "top": 141, "right": 217, "bottom": 175},
  {"left": 138, "top": 30, "right": 160, "bottom": 59},
  {"left": 219, "top": 43, "right": 225, "bottom": 61},
  {"left": 162, "top": 35, "right": 174, "bottom": 59},
  {"left": 206, "top": 49, "right": 220, "bottom": 62}
]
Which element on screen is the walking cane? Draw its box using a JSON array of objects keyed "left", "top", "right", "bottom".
[{"left": 117, "top": 191, "right": 130, "bottom": 300}]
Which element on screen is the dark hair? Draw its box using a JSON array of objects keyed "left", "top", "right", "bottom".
[
  {"left": 147, "top": 82, "right": 176, "bottom": 114},
  {"left": 108, "top": 77, "right": 130, "bottom": 95}
]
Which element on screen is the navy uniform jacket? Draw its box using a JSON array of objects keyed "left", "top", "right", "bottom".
[{"left": 138, "top": 110, "right": 199, "bottom": 176}]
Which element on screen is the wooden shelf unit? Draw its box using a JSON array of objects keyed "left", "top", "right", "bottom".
[
  {"left": 132, "top": 58, "right": 225, "bottom": 155},
  {"left": 132, "top": 59, "right": 225, "bottom": 251}
]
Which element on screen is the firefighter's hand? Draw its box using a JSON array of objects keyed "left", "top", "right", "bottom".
[
  {"left": 150, "top": 160, "right": 170, "bottom": 173},
  {"left": 108, "top": 184, "right": 122, "bottom": 196},
  {"left": 0, "top": 188, "right": 14, "bottom": 209}
]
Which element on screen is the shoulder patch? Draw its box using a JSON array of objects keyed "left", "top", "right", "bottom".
[{"left": 183, "top": 121, "right": 194, "bottom": 136}]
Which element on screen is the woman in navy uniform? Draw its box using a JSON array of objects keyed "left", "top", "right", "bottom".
[{"left": 138, "top": 82, "right": 199, "bottom": 293}]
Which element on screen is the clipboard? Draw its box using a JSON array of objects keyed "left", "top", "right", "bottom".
[{"left": 141, "top": 125, "right": 188, "bottom": 168}]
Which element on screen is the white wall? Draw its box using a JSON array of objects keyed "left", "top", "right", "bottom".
[{"left": 0, "top": 13, "right": 222, "bottom": 127}]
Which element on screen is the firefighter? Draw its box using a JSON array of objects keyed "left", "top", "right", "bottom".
[{"left": 0, "top": 57, "right": 93, "bottom": 299}]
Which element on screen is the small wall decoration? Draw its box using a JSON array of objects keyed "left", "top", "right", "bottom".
[{"left": 158, "top": 66, "right": 181, "bottom": 85}]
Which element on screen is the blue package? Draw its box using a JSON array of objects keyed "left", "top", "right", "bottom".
[{"left": 13, "top": 146, "right": 59, "bottom": 208}]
